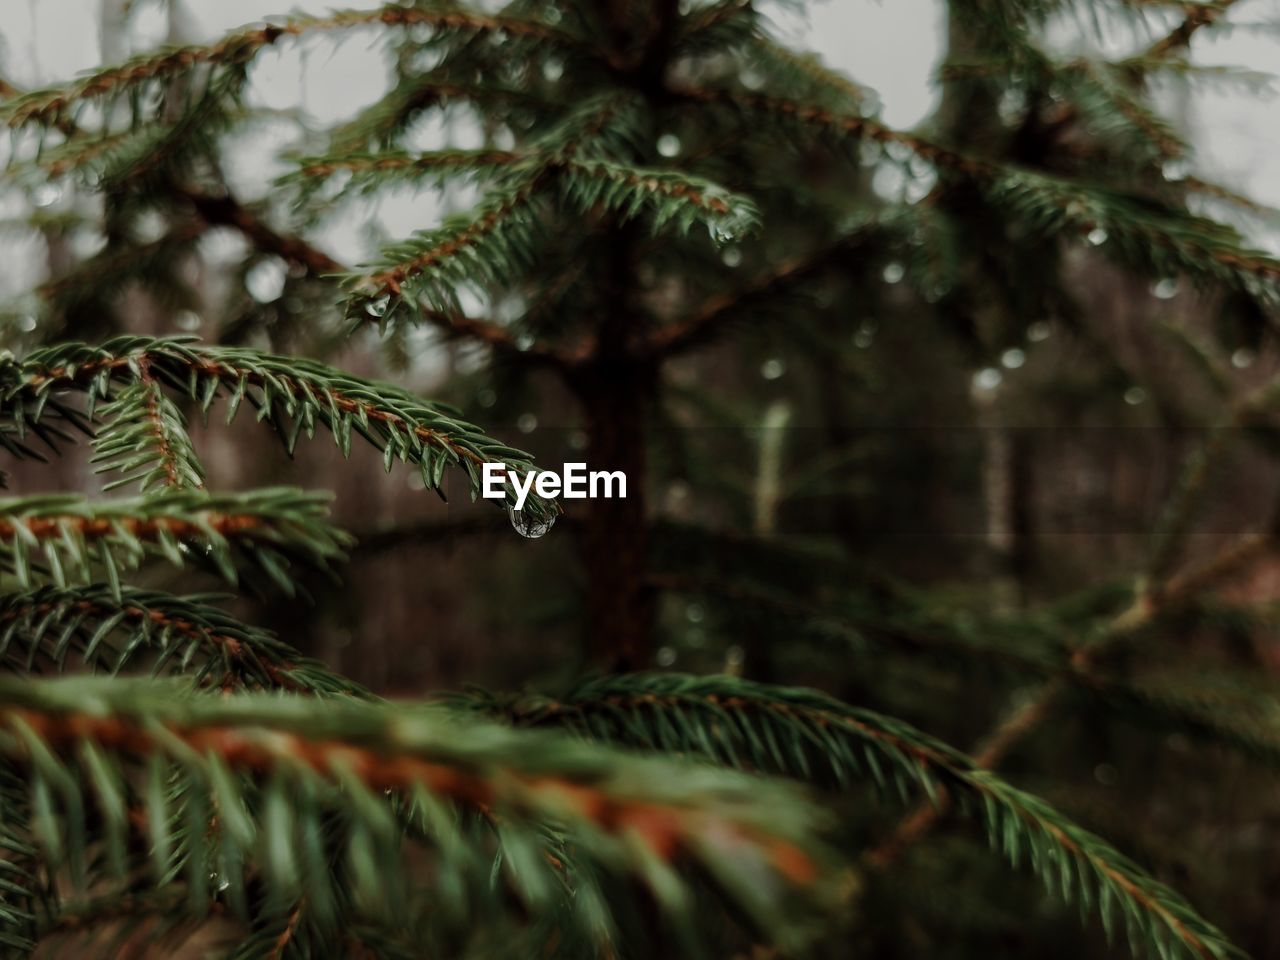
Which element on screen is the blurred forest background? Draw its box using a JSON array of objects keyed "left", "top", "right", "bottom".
[{"left": 4, "top": 0, "right": 1280, "bottom": 956}]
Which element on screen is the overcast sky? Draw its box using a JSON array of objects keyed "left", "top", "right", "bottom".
[{"left": 0, "top": 0, "right": 1275, "bottom": 269}]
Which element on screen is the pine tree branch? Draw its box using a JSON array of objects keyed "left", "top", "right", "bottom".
[
  {"left": 178, "top": 187, "right": 344, "bottom": 278},
  {"left": 1144, "top": 0, "right": 1242, "bottom": 60},
  {"left": 1, "top": 5, "right": 580, "bottom": 132},
  {"left": 672, "top": 84, "right": 1280, "bottom": 298},
  {"left": 284, "top": 148, "right": 524, "bottom": 195},
  {"left": 0, "top": 489, "right": 350, "bottom": 597},
  {"left": 90, "top": 356, "right": 206, "bottom": 492},
  {"left": 462, "top": 673, "right": 1247, "bottom": 960},
  {"left": 0, "top": 584, "right": 364, "bottom": 695},
  {"left": 1, "top": 336, "right": 556, "bottom": 520},
  {"left": 0, "top": 675, "right": 826, "bottom": 953},
  {"left": 867, "top": 519, "right": 1280, "bottom": 871},
  {"left": 181, "top": 181, "right": 573, "bottom": 367}
]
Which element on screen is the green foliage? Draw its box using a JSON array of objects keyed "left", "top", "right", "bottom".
[
  {"left": 0, "top": 0, "right": 1274, "bottom": 957},
  {"left": 0, "top": 489, "right": 349, "bottom": 597},
  {"left": 0, "top": 674, "right": 826, "bottom": 956},
  {"left": 461, "top": 672, "right": 1245, "bottom": 960},
  {"left": 0, "top": 335, "right": 555, "bottom": 522},
  {"left": 0, "top": 584, "right": 363, "bottom": 694}
]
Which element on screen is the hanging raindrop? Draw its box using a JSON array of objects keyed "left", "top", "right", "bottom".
[
  {"left": 1000, "top": 347, "right": 1025, "bottom": 369},
  {"left": 245, "top": 258, "right": 287, "bottom": 303},
  {"left": 706, "top": 206, "right": 754, "bottom": 248},
  {"left": 1087, "top": 227, "right": 1108, "bottom": 246},
  {"left": 364, "top": 295, "right": 391, "bottom": 318},
  {"left": 31, "top": 183, "right": 62, "bottom": 208},
  {"left": 1232, "top": 348, "right": 1256, "bottom": 369},
  {"left": 509, "top": 506, "right": 555, "bottom": 539},
  {"left": 656, "top": 133, "right": 681, "bottom": 158},
  {"left": 973, "top": 367, "right": 1002, "bottom": 391}
]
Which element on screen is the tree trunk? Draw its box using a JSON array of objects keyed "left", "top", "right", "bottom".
[{"left": 574, "top": 361, "right": 655, "bottom": 671}]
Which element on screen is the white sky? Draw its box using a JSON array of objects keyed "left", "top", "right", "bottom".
[{"left": 0, "top": 0, "right": 1275, "bottom": 268}]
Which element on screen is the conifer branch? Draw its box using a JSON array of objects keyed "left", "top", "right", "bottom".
[
  {"left": 341, "top": 93, "right": 755, "bottom": 327},
  {"left": 0, "top": 675, "right": 826, "bottom": 953},
  {"left": 90, "top": 357, "right": 205, "bottom": 492},
  {"left": 1, "top": 5, "right": 579, "bottom": 132},
  {"left": 1144, "top": 0, "right": 1242, "bottom": 59},
  {"left": 0, "top": 763, "right": 40, "bottom": 953},
  {"left": 463, "top": 673, "right": 1246, "bottom": 960},
  {"left": 284, "top": 148, "right": 524, "bottom": 196},
  {"left": 178, "top": 187, "right": 345, "bottom": 278},
  {"left": 868, "top": 520, "right": 1280, "bottom": 872},
  {"left": 0, "top": 585, "right": 363, "bottom": 695},
  {"left": 0, "top": 489, "right": 350, "bottom": 597},
  {"left": 673, "top": 84, "right": 1280, "bottom": 299},
  {"left": 0, "top": 336, "right": 555, "bottom": 520}
]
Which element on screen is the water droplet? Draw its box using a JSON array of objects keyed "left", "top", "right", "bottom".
[
  {"left": 134, "top": 210, "right": 168, "bottom": 243},
  {"left": 515, "top": 333, "right": 535, "bottom": 352},
  {"left": 721, "top": 246, "right": 742, "bottom": 267},
  {"left": 32, "top": 183, "right": 62, "bottom": 208},
  {"left": 1087, "top": 227, "right": 1108, "bottom": 246},
  {"left": 1027, "top": 321, "right": 1051, "bottom": 342},
  {"left": 1162, "top": 159, "right": 1190, "bottom": 181},
  {"left": 175, "top": 309, "right": 202, "bottom": 331},
  {"left": 1232, "top": 348, "right": 1256, "bottom": 369},
  {"left": 17, "top": 315, "right": 37, "bottom": 333},
  {"left": 509, "top": 506, "right": 555, "bottom": 539},
  {"left": 997, "top": 88, "right": 1026, "bottom": 125},
  {"left": 476, "top": 387, "right": 496, "bottom": 408},
  {"left": 209, "top": 871, "right": 231, "bottom": 892},
  {"left": 516, "top": 413, "right": 537, "bottom": 434},
  {"left": 1124, "top": 386, "right": 1146, "bottom": 405},
  {"left": 882, "top": 262, "right": 905, "bottom": 284},
  {"left": 1151, "top": 277, "right": 1179, "bottom": 300},
  {"left": 725, "top": 645, "right": 745, "bottom": 669},
  {"left": 706, "top": 204, "right": 756, "bottom": 249},
  {"left": 871, "top": 164, "right": 906, "bottom": 201},
  {"left": 656, "top": 646, "right": 677, "bottom": 667},
  {"left": 364, "top": 294, "right": 391, "bottom": 318},
  {"left": 904, "top": 167, "right": 939, "bottom": 204},
  {"left": 1000, "top": 347, "right": 1025, "bottom": 370},
  {"left": 686, "top": 603, "right": 704, "bottom": 623},
  {"left": 245, "top": 258, "right": 288, "bottom": 303},
  {"left": 656, "top": 133, "right": 681, "bottom": 158},
  {"left": 853, "top": 324, "right": 875, "bottom": 349},
  {"left": 760, "top": 358, "right": 785, "bottom": 380},
  {"left": 973, "top": 367, "right": 1002, "bottom": 391},
  {"left": 541, "top": 59, "right": 564, "bottom": 82},
  {"left": 568, "top": 429, "right": 588, "bottom": 451}
]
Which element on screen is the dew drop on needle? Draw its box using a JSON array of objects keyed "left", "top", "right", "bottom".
[{"left": 509, "top": 506, "right": 555, "bottom": 539}]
